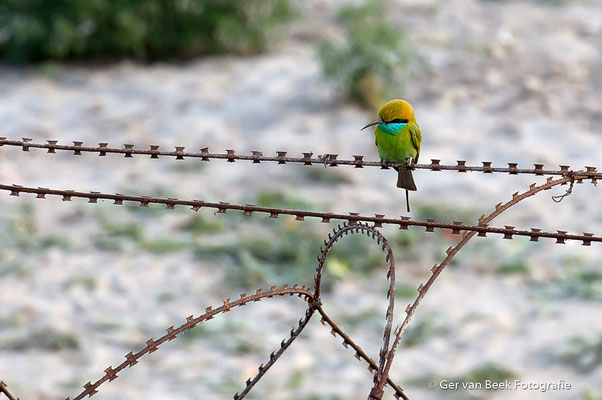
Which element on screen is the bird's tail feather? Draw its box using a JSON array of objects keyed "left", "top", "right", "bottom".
[
  {"left": 397, "top": 168, "right": 416, "bottom": 191},
  {"left": 396, "top": 168, "right": 416, "bottom": 213}
]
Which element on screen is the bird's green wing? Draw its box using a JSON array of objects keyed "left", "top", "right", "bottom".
[{"left": 409, "top": 123, "right": 422, "bottom": 163}]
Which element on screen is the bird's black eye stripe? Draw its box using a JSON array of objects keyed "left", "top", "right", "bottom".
[{"left": 389, "top": 118, "right": 409, "bottom": 124}]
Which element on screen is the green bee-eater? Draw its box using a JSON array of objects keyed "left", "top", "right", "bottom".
[{"left": 362, "top": 99, "right": 422, "bottom": 212}]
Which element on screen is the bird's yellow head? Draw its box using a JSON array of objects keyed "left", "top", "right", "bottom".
[{"left": 361, "top": 99, "right": 415, "bottom": 134}]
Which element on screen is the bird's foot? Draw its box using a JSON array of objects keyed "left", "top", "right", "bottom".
[
  {"left": 380, "top": 160, "right": 391, "bottom": 169},
  {"left": 403, "top": 157, "right": 414, "bottom": 169}
]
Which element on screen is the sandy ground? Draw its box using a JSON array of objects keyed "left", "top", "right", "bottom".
[{"left": 1, "top": 0, "right": 601, "bottom": 399}]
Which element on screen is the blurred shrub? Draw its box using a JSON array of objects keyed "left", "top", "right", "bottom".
[
  {"left": 2, "top": 327, "right": 80, "bottom": 351},
  {"left": 558, "top": 334, "right": 602, "bottom": 373},
  {"left": 0, "top": 0, "right": 296, "bottom": 63},
  {"left": 460, "top": 363, "right": 517, "bottom": 385},
  {"left": 318, "top": 0, "right": 426, "bottom": 109}
]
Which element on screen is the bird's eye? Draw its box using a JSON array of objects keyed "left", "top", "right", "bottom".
[{"left": 389, "top": 118, "right": 409, "bottom": 124}]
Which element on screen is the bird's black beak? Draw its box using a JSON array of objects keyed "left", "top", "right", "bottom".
[{"left": 361, "top": 117, "right": 384, "bottom": 131}]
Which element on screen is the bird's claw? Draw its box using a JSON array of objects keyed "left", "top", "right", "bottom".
[
  {"left": 403, "top": 157, "right": 414, "bottom": 169},
  {"left": 380, "top": 160, "right": 391, "bottom": 169}
]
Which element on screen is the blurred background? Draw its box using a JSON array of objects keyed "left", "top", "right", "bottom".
[{"left": 0, "top": 0, "right": 601, "bottom": 399}]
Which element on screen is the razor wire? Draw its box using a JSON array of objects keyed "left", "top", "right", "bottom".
[{"left": 0, "top": 137, "right": 600, "bottom": 400}]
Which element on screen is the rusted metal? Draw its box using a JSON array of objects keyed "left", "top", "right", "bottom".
[
  {"left": 234, "top": 308, "right": 315, "bottom": 400},
  {"left": 316, "top": 308, "right": 407, "bottom": 400},
  {"left": 0, "top": 138, "right": 600, "bottom": 179},
  {"left": 552, "top": 172, "right": 576, "bottom": 203},
  {"left": 0, "top": 381, "right": 18, "bottom": 400},
  {"left": 2, "top": 138, "right": 600, "bottom": 400},
  {"left": 67, "top": 286, "right": 314, "bottom": 400},
  {"left": 311, "top": 223, "right": 401, "bottom": 399},
  {"left": 382, "top": 176, "right": 580, "bottom": 381},
  {"left": 1, "top": 182, "right": 599, "bottom": 245}
]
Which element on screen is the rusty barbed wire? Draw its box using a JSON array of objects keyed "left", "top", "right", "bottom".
[
  {"left": 310, "top": 176, "right": 601, "bottom": 399},
  {"left": 316, "top": 308, "right": 408, "bottom": 399},
  {"left": 0, "top": 381, "right": 18, "bottom": 400},
  {"left": 61, "top": 223, "right": 415, "bottom": 400},
  {"left": 0, "top": 181, "right": 599, "bottom": 245},
  {"left": 311, "top": 222, "right": 405, "bottom": 400},
  {"left": 0, "top": 137, "right": 600, "bottom": 180},
  {"left": 384, "top": 175, "right": 586, "bottom": 378},
  {"left": 234, "top": 308, "right": 315, "bottom": 400},
  {"left": 2, "top": 138, "right": 601, "bottom": 400},
  {"left": 68, "top": 285, "right": 314, "bottom": 400}
]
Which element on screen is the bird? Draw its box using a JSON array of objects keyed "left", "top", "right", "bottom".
[{"left": 361, "top": 99, "right": 422, "bottom": 212}]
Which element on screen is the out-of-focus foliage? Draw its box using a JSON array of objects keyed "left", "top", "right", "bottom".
[
  {"left": 559, "top": 334, "right": 602, "bottom": 373},
  {"left": 481, "top": 0, "right": 569, "bottom": 5},
  {"left": 0, "top": 0, "right": 296, "bottom": 63},
  {"left": 318, "top": 0, "right": 426, "bottom": 110}
]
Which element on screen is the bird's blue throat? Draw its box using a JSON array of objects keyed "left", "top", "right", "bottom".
[{"left": 378, "top": 122, "right": 407, "bottom": 135}]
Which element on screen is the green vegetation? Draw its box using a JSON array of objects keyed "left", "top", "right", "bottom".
[
  {"left": 497, "top": 260, "right": 529, "bottom": 275},
  {"left": 180, "top": 324, "right": 210, "bottom": 342},
  {"left": 460, "top": 363, "right": 517, "bottom": 385},
  {"left": 338, "top": 306, "right": 381, "bottom": 329},
  {"left": 391, "top": 229, "right": 424, "bottom": 262},
  {"left": 0, "top": 0, "right": 297, "bottom": 63},
  {"left": 414, "top": 203, "right": 481, "bottom": 226},
  {"left": 141, "top": 238, "right": 189, "bottom": 254},
  {"left": 0, "top": 204, "right": 72, "bottom": 254},
  {"left": 1, "top": 327, "right": 80, "bottom": 351},
  {"left": 481, "top": 0, "right": 569, "bottom": 4},
  {"left": 255, "top": 189, "right": 316, "bottom": 210},
  {"left": 318, "top": 0, "right": 426, "bottom": 109},
  {"left": 194, "top": 220, "right": 386, "bottom": 290},
  {"left": 0, "top": 314, "right": 19, "bottom": 329},
  {"left": 559, "top": 334, "right": 602, "bottom": 373},
  {"left": 89, "top": 188, "right": 385, "bottom": 290},
  {"left": 582, "top": 387, "right": 602, "bottom": 400},
  {"left": 402, "top": 313, "right": 448, "bottom": 347},
  {"left": 394, "top": 283, "right": 419, "bottom": 299},
  {"left": 285, "top": 368, "right": 308, "bottom": 389},
  {"left": 303, "top": 167, "right": 352, "bottom": 185},
  {"left": 182, "top": 215, "right": 223, "bottom": 234},
  {"left": 180, "top": 320, "right": 261, "bottom": 354},
  {"left": 65, "top": 274, "right": 98, "bottom": 290},
  {"left": 536, "top": 267, "right": 602, "bottom": 301}
]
